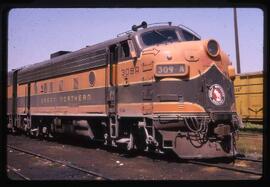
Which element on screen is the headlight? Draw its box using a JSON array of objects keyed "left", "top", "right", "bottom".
[{"left": 206, "top": 39, "right": 220, "bottom": 57}]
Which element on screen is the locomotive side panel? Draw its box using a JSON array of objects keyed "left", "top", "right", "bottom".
[
  {"left": 7, "top": 72, "right": 14, "bottom": 129},
  {"left": 17, "top": 83, "right": 28, "bottom": 114},
  {"left": 29, "top": 68, "right": 107, "bottom": 115},
  {"left": 117, "top": 59, "right": 144, "bottom": 116},
  {"left": 7, "top": 85, "right": 13, "bottom": 114},
  {"left": 7, "top": 72, "right": 13, "bottom": 114}
]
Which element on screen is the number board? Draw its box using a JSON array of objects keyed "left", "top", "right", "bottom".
[{"left": 155, "top": 64, "right": 187, "bottom": 76}]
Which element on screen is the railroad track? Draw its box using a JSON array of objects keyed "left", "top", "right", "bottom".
[
  {"left": 7, "top": 138, "right": 262, "bottom": 180},
  {"left": 186, "top": 157, "right": 262, "bottom": 176},
  {"left": 7, "top": 165, "right": 30, "bottom": 180},
  {"left": 7, "top": 145, "right": 113, "bottom": 180},
  {"left": 235, "top": 156, "right": 262, "bottom": 163}
]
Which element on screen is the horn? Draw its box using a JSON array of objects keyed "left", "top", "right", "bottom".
[{"left": 132, "top": 21, "right": 147, "bottom": 31}]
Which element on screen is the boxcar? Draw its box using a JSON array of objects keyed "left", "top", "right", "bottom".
[{"left": 234, "top": 72, "right": 263, "bottom": 123}]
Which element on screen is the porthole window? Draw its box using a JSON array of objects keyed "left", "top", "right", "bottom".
[{"left": 89, "top": 71, "right": 95, "bottom": 87}]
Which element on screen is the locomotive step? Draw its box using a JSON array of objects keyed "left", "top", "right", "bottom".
[{"left": 116, "top": 138, "right": 130, "bottom": 144}]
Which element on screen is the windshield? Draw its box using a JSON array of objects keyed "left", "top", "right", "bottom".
[
  {"left": 181, "top": 29, "right": 200, "bottom": 41},
  {"left": 141, "top": 29, "right": 179, "bottom": 46}
]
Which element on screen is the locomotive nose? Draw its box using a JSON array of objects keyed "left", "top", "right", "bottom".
[{"left": 149, "top": 40, "right": 223, "bottom": 80}]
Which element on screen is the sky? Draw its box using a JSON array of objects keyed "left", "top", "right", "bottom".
[{"left": 8, "top": 8, "right": 264, "bottom": 73}]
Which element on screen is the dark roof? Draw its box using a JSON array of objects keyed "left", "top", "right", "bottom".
[
  {"left": 17, "top": 33, "right": 132, "bottom": 84},
  {"left": 15, "top": 24, "right": 179, "bottom": 84}
]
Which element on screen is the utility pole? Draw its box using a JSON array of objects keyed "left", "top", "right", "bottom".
[{"left": 233, "top": 7, "right": 241, "bottom": 74}]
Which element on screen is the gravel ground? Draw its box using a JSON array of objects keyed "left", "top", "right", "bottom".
[
  {"left": 6, "top": 134, "right": 262, "bottom": 180},
  {"left": 237, "top": 132, "right": 263, "bottom": 160}
]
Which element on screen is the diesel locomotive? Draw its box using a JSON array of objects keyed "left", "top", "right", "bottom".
[{"left": 7, "top": 22, "right": 242, "bottom": 159}]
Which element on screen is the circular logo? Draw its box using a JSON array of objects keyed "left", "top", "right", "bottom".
[
  {"left": 208, "top": 84, "right": 225, "bottom": 105},
  {"left": 89, "top": 71, "right": 95, "bottom": 87}
]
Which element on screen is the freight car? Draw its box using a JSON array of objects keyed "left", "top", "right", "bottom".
[
  {"left": 234, "top": 71, "right": 263, "bottom": 123},
  {"left": 7, "top": 21, "right": 242, "bottom": 159}
]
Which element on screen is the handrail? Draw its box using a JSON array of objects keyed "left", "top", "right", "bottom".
[
  {"left": 117, "top": 30, "right": 133, "bottom": 37},
  {"left": 147, "top": 22, "right": 172, "bottom": 27},
  {"left": 117, "top": 21, "right": 172, "bottom": 37},
  {"left": 116, "top": 22, "right": 201, "bottom": 40}
]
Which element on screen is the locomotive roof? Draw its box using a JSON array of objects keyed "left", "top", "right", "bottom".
[
  {"left": 14, "top": 24, "right": 182, "bottom": 84},
  {"left": 17, "top": 33, "right": 130, "bottom": 73}
]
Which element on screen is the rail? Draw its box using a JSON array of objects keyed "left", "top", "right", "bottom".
[
  {"left": 7, "top": 165, "right": 30, "bottom": 180},
  {"left": 7, "top": 145, "right": 113, "bottom": 180},
  {"left": 186, "top": 158, "right": 262, "bottom": 176},
  {"left": 235, "top": 156, "right": 262, "bottom": 163}
]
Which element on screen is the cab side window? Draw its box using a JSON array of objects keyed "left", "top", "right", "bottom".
[{"left": 119, "top": 41, "right": 131, "bottom": 60}]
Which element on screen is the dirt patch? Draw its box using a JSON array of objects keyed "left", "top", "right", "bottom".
[
  {"left": 233, "top": 160, "right": 248, "bottom": 167},
  {"left": 201, "top": 167, "right": 219, "bottom": 172}
]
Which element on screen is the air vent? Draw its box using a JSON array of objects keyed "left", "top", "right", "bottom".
[{"left": 50, "top": 51, "right": 71, "bottom": 59}]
